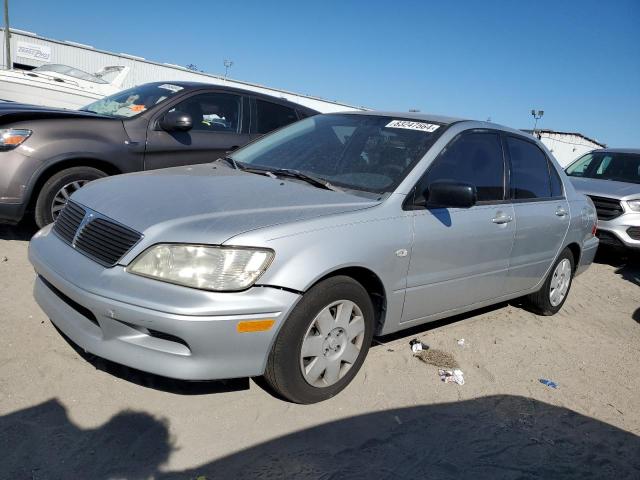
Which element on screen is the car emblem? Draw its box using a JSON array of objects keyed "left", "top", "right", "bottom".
[
  {"left": 395, "top": 249, "right": 408, "bottom": 257},
  {"left": 71, "top": 210, "right": 95, "bottom": 248}
]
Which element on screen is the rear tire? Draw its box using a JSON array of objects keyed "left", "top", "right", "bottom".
[
  {"left": 34, "top": 167, "right": 107, "bottom": 228},
  {"left": 263, "top": 275, "right": 375, "bottom": 404},
  {"left": 526, "top": 248, "right": 575, "bottom": 315}
]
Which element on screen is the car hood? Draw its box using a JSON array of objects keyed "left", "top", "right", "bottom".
[
  {"left": 71, "top": 163, "right": 380, "bottom": 245},
  {"left": 568, "top": 176, "right": 640, "bottom": 201},
  {"left": 0, "top": 101, "right": 111, "bottom": 124}
]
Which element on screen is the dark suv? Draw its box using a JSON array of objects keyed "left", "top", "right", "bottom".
[{"left": 0, "top": 81, "right": 317, "bottom": 227}]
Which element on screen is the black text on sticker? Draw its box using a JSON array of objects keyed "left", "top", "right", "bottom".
[{"left": 386, "top": 120, "right": 440, "bottom": 132}]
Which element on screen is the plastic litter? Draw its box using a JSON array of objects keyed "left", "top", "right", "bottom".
[
  {"left": 457, "top": 338, "right": 465, "bottom": 346},
  {"left": 539, "top": 378, "right": 558, "bottom": 389},
  {"left": 409, "top": 338, "right": 429, "bottom": 354},
  {"left": 439, "top": 369, "right": 465, "bottom": 385}
]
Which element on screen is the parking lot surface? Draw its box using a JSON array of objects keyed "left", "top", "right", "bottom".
[{"left": 1, "top": 223, "right": 639, "bottom": 479}]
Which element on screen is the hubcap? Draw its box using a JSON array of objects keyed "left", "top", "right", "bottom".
[
  {"left": 51, "top": 180, "right": 90, "bottom": 220},
  {"left": 549, "top": 258, "right": 572, "bottom": 307},
  {"left": 300, "top": 300, "right": 366, "bottom": 388}
]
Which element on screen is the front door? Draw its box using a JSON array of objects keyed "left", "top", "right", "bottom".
[
  {"left": 401, "top": 131, "right": 516, "bottom": 324},
  {"left": 503, "top": 135, "right": 570, "bottom": 293},
  {"left": 144, "top": 92, "right": 251, "bottom": 170}
]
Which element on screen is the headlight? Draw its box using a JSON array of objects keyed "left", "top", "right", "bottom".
[
  {"left": 127, "top": 244, "right": 274, "bottom": 291},
  {"left": 0, "top": 129, "right": 32, "bottom": 151},
  {"left": 627, "top": 200, "right": 640, "bottom": 212}
]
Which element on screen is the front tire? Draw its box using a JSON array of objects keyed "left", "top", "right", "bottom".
[
  {"left": 34, "top": 167, "right": 107, "bottom": 228},
  {"left": 526, "top": 248, "right": 575, "bottom": 315},
  {"left": 263, "top": 275, "right": 375, "bottom": 404}
]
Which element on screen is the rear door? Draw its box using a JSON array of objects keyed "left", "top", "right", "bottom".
[
  {"left": 401, "top": 130, "right": 516, "bottom": 324},
  {"left": 144, "top": 91, "right": 251, "bottom": 170},
  {"left": 247, "top": 97, "right": 303, "bottom": 141},
  {"left": 503, "top": 135, "right": 570, "bottom": 293}
]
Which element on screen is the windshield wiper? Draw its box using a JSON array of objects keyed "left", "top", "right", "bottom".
[
  {"left": 215, "top": 156, "right": 243, "bottom": 170},
  {"left": 267, "top": 168, "right": 342, "bottom": 192}
]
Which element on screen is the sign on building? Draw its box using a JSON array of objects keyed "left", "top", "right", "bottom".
[{"left": 16, "top": 41, "right": 52, "bottom": 62}]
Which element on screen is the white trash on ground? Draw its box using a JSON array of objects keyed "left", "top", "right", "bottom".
[{"left": 439, "top": 369, "right": 465, "bottom": 385}]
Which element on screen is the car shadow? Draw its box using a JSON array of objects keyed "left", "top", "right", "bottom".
[
  {"left": 594, "top": 246, "right": 640, "bottom": 287},
  {"left": 2, "top": 396, "right": 638, "bottom": 479}
]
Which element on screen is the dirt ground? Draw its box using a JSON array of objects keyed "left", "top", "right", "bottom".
[{"left": 1, "top": 222, "right": 639, "bottom": 479}]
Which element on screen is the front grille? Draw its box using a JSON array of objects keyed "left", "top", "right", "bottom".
[
  {"left": 627, "top": 227, "right": 640, "bottom": 241},
  {"left": 53, "top": 201, "right": 142, "bottom": 267},
  {"left": 596, "top": 230, "right": 624, "bottom": 247},
  {"left": 53, "top": 201, "right": 86, "bottom": 243},
  {"left": 587, "top": 196, "right": 624, "bottom": 221}
]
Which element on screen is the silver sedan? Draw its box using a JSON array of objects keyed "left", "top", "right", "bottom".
[{"left": 29, "top": 112, "right": 598, "bottom": 403}]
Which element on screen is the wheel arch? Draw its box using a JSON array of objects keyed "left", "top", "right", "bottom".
[
  {"left": 565, "top": 242, "right": 581, "bottom": 271},
  {"left": 26, "top": 157, "right": 121, "bottom": 210},
  {"left": 304, "top": 266, "right": 388, "bottom": 335}
]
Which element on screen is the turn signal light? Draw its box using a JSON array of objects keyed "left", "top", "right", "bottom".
[{"left": 237, "top": 319, "right": 276, "bottom": 333}]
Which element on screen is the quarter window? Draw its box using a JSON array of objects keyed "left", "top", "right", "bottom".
[
  {"left": 416, "top": 132, "right": 505, "bottom": 204},
  {"left": 507, "top": 137, "right": 552, "bottom": 199},
  {"left": 169, "top": 93, "right": 241, "bottom": 133},
  {"left": 255, "top": 99, "right": 298, "bottom": 134}
]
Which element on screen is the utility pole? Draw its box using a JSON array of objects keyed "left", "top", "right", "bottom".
[{"left": 3, "top": 0, "right": 10, "bottom": 70}]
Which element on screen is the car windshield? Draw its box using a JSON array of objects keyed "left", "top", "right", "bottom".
[
  {"left": 33, "top": 64, "right": 107, "bottom": 84},
  {"left": 566, "top": 151, "right": 640, "bottom": 185},
  {"left": 230, "top": 114, "right": 445, "bottom": 193},
  {"left": 79, "top": 83, "right": 184, "bottom": 118}
]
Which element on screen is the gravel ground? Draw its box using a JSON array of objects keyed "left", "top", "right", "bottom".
[{"left": 1, "top": 222, "right": 639, "bottom": 479}]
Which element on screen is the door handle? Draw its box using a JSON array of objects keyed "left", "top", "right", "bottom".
[
  {"left": 492, "top": 215, "right": 513, "bottom": 224},
  {"left": 555, "top": 207, "right": 568, "bottom": 217}
]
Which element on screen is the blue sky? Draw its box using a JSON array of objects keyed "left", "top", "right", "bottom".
[{"left": 7, "top": 0, "right": 640, "bottom": 146}]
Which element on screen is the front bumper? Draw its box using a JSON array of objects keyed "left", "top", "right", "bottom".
[
  {"left": 29, "top": 225, "right": 301, "bottom": 380},
  {"left": 597, "top": 212, "right": 640, "bottom": 249}
]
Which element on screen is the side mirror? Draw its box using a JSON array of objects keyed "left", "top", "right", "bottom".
[
  {"left": 159, "top": 111, "right": 193, "bottom": 132},
  {"left": 425, "top": 181, "right": 477, "bottom": 208}
]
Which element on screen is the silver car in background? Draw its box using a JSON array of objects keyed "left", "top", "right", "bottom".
[
  {"left": 29, "top": 112, "right": 598, "bottom": 403},
  {"left": 566, "top": 148, "right": 640, "bottom": 250}
]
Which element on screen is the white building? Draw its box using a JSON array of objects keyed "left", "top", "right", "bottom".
[
  {"left": 0, "top": 28, "right": 361, "bottom": 113},
  {"left": 524, "top": 129, "right": 605, "bottom": 167}
]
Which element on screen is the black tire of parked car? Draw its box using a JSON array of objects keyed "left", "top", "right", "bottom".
[
  {"left": 34, "top": 166, "right": 108, "bottom": 228},
  {"left": 526, "top": 248, "right": 575, "bottom": 316},
  {"left": 263, "top": 275, "right": 375, "bottom": 404}
]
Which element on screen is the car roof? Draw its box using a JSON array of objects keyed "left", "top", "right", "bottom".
[
  {"left": 591, "top": 148, "right": 640, "bottom": 154},
  {"left": 339, "top": 110, "right": 465, "bottom": 125},
  {"left": 139, "top": 81, "right": 318, "bottom": 112}
]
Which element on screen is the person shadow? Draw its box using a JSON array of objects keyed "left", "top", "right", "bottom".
[{"left": 3, "top": 395, "right": 638, "bottom": 479}]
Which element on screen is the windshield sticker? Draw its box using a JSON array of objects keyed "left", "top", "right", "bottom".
[
  {"left": 158, "top": 84, "right": 184, "bottom": 93},
  {"left": 386, "top": 120, "right": 440, "bottom": 133}
]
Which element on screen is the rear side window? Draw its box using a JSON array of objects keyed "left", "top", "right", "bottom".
[
  {"left": 417, "top": 132, "right": 505, "bottom": 203},
  {"left": 255, "top": 99, "right": 298, "bottom": 134},
  {"left": 507, "top": 137, "right": 552, "bottom": 199},
  {"left": 549, "top": 161, "right": 564, "bottom": 197}
]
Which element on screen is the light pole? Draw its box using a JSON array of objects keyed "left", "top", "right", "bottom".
[
  {"left": 223, "top": 59, "right": 234, "bottom": 80},
  {"left": 3, "top": 0, "right": 10, "bottom": 70},
  {"left": 531, "top": 109, "right": 544, "bottom": 136}
]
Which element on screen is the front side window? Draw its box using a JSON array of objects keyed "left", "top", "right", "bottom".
[
  {"left": 507, "top": 136, "right": 552, "bottom": 199},
  {"left": 81, "top": 83, "right": 184, "bottom": 118},
  {"left": 566, "top": 152, "right": 640, "bottom": 184},
  {"left": 255, "top": 99, "right": 298, "bottom": 134},
  {"left": 415, "top": 132, "right": 505, "bottom": 204},
  {"left": 170, "top": 93, "right": 241, "bottom": 133},
  {"left": 231, "top": 114, "right": 445, "bottom": 193}
]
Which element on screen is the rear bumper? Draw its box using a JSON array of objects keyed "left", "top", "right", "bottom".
[{"left": 29, "top": 226, "right": 302, "bottom": 381}]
